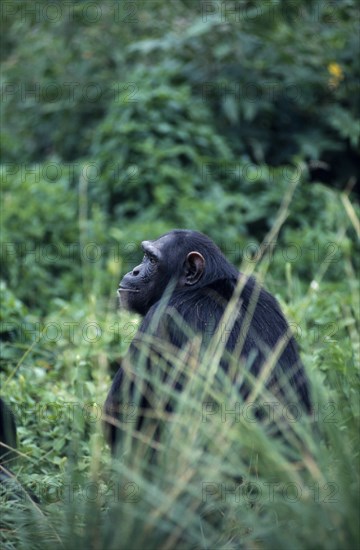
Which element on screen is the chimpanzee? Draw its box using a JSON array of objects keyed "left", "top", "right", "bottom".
[
  {"left": 0, "top": 397, "right": 17, "bottom": 481},
  {"left": 0, "top": 398, "right": 39, "bottom": 502},
  {"left": 104, "top": 229, "right": 311, "bottom": 452}
]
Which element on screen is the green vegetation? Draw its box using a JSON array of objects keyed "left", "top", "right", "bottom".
[{"left": 1, "top": 1, "right": 359, "bottom": 548}]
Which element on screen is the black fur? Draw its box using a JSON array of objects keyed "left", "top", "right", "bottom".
[{"left": 0, "top": 397, "right": 17, "bottom": 481}]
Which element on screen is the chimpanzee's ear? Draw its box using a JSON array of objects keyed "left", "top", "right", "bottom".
[{"left": 184, "top": 251, "right": 205, "bottom": 285}]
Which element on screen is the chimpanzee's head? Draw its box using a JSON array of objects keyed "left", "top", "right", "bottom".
[{"left": 117, "top": 229, "right": 236, "bottom": 316}]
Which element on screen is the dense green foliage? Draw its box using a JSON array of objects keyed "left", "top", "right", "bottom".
[{"left": 1, "top": 1, "right": 359, "bottom": 548}]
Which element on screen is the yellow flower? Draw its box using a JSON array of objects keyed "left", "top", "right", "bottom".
[
  {"left": 328, "top": 62, "right": 343, "bottom": 79},
  {"left": 327, "top": 63, "right": 343, "bottom": 88}
]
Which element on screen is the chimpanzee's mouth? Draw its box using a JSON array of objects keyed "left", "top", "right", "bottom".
[{"left": 117, "top": 287, "right": 140, "bottom": 294}]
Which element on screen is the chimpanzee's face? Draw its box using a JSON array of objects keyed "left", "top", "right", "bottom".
[{"left": 117, "top": 233, "right": 205, "bottom": 316}]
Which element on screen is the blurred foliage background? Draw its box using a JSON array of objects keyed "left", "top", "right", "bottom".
[
  {"left": 1, "top": 0, "right": 359, "bottom": 314},
  {"left": 0, "top": 1, "right": 359, "bottom": 548}
]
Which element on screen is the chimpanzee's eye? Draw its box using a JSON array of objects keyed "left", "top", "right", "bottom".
[{"left": 143, "top": 253, "right": 156, "bottom": 265}]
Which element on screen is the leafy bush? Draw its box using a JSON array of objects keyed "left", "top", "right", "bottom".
[{"left": 0, "top": 164, "right": 114, "bottom": 312}]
